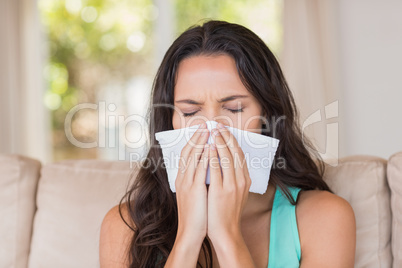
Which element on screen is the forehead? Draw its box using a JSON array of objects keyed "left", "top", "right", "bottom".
[{"left": 174, "top": 54, "right": 250, "bottom": 99}]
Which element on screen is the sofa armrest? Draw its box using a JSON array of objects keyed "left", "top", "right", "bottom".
[{"left": 0, "top": 154, "right": 41, "bottom": 268}]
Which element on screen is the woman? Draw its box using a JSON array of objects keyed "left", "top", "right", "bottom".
[{"left": 100, "top": 20, "right": 356, "bottom": 268}]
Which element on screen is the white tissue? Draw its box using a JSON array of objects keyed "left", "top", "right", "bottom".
[{"left": 155, "top": 120, "right": 280, "bottom": 194}]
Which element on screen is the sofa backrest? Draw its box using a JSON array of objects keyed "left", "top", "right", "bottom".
[
  {"left": 387, "top": 151, "right": 402, "bottom": 268},
  {"left": 1, "top": 153, "right": 401, "bottom": 268},
  {"left": 27, "top": 159, "right": 137, "bottom": 268},
  {"left": 323, "top": 155, "right": 392, "bottom": 267}
]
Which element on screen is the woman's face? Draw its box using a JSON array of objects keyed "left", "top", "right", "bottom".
[{"left": 172, "top": 54, "right": 266, "bottom": 133}]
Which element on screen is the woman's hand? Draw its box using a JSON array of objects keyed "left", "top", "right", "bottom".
[
  {"left": 175, "top": 122, "right": 210, "bottom": 245},
  {"left": 206, "top": 123, "right": 252, "bottom": 244}
]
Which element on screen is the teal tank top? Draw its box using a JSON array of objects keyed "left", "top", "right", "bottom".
[
  {"left": 156, "top": 186, "right": 302, "bottom": 267},
  {"left": 268, "top": 186, "right": 302, "bottom": 268}
]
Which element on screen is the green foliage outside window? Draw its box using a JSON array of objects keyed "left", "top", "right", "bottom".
[{"left": 38, "top": 0, "right": 282, "bottom": 160}]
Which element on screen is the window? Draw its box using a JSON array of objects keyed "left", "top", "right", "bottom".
[{"left": 38, "top": 0, "right": 283, "bottom": 161}]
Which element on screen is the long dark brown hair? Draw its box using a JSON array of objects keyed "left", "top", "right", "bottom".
[{"left": 119, "top": 20, "right": 332, "bottom": 268}]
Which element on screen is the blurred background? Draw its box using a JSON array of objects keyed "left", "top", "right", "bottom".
[{"left": 1, "top": 0, "right": 401, "bottom": 164}]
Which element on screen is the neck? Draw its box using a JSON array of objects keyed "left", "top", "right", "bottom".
[{"left": 241, "top": 183, "right": 276, "bottom": 222}]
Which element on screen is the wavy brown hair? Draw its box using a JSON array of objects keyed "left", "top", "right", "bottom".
[{"left": 118, "top": 20, "right": 332, "bottom": 268}]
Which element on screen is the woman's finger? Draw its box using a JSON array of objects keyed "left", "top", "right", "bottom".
[
  {"left": 179, "top": 122, "right": 207, "bottom": 160},
  {"left": 209, "top": 143, "right": 223, "bottom": 189},
  {"left": 194, "top": 144, "right": 209, "bottom": 187},
  {"left": 177, "top": 122, "right": 209, "bottom": 186},
  {"left": 211, "top": 128, "right": 235, "bottom": 187},
  {"left": 216, "top": 123, "right": 245, "bottom": 160},
  {"left": 186, "top": 126, "right": 210, "bottom": 184},
  {"left": 216, "top": 124, "right": 250, "bottom": 191}
]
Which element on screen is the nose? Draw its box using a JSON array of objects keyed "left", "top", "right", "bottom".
[
  {"left": 189, "top": 112, "right": 230, "bottom": 128},
  {"left": 205, "top": 118, "right": 230, "bottom": 128}
]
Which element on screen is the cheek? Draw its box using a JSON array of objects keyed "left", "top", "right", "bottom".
[
  {"left": 242, "top": 108, "right": 264, "bottom": 134},
  {"left": 243, "top": 119, "right": 263, "bottom": 134},
  {"left": 172, "top": 110, "right": 196, "bottom": 130},
  {"left": 172, "top": 111, "right": 180, "bottom": 130}
]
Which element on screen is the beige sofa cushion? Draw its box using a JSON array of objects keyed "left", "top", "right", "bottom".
[
  {"left": 0, "top": 154, "right": 41, "bottom": 268},
  {"left": 387, "top": 152, "right": 402, "bottom": 268},
  {"left": 28, "top": 159, "right": 138, "bottom": 268},
  {"left": 323, "top": 155, "right": 392, "bottom": 268}
]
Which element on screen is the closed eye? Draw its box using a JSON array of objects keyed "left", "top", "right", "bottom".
[
  {"left": 183, "top": 108, "right": 244, "bottom": 117},
  {"left": 227, "top": 108, "right": 244, "bottom": 114},
  {"left": 183, "top": 111, "right": 198, "bottom": 117}
]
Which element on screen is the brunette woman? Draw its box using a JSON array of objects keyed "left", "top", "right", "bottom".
[{"left": 100, "top": 20, "right": 356, "bottom": 268}]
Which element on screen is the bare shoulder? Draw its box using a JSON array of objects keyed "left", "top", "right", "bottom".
[
  {"left": 296, "top": 190, "right": 356, "bottom": 268},
  {"left": 100, "top": 202, "right": 135, "bottom": 268}
]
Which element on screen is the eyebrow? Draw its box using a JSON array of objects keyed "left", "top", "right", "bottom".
[{"left": 175, "top": 94, "right": 249, "bottom": 105}]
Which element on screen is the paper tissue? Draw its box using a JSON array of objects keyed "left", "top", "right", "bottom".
[{"left": 155, "top": 120, "right": 279, "bottom": 194}]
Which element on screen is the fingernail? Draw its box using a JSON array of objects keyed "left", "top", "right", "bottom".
[
  {"left": 212, "top": 128, "right": 220, "bottom": 136},
  {"left": 202, "top": 129, "right": 209, "bottom": 136},
  {"left": 217, "top": 123, "right": 224, "bottom": 129}
]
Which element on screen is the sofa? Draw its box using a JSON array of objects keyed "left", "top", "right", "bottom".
[{"left": 0, "top": 152, "right": 401, "bottom": 268}]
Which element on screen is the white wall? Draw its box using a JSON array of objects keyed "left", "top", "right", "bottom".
[{"left": 338, "top": 0, "right": 402, "bottom": 159}]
